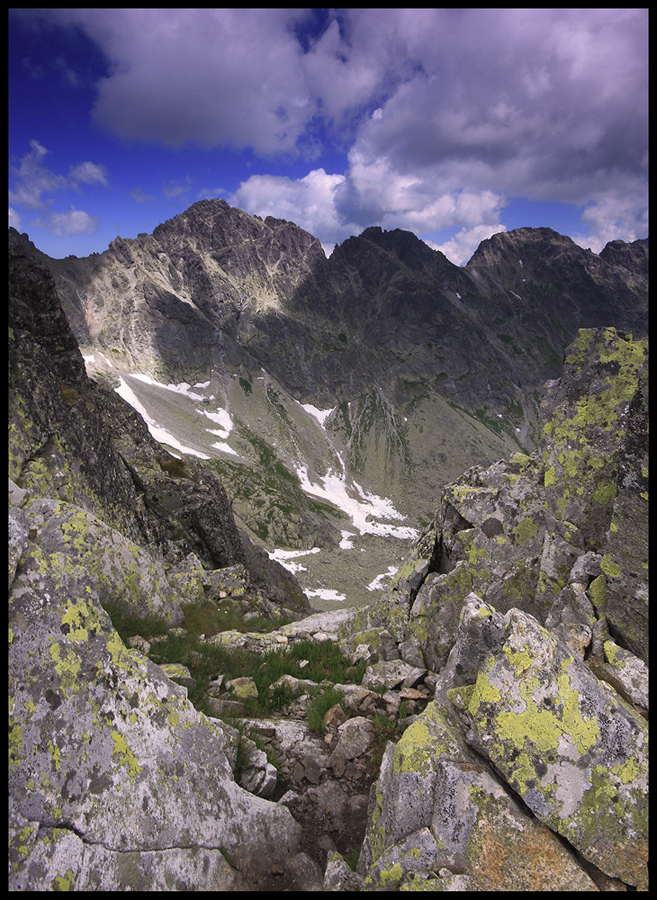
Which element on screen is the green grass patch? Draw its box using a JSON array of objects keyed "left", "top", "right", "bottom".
[
  {"left": 307, "top": 686, "right": 346, "bottom": 732},
  {"left": 100, "top": 600, "right": 171, "bottom": 642},
  {"left": 101, "top": 600, "right": 364, "bottom": 721}
]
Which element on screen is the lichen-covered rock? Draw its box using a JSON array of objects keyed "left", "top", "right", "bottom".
[
  {"left": 323, "top": 851, "right": 366, "bottom": 891},
  {"left": 9, "top": 560, "right": 301, "bottom": 890},
  {"left": 440, "top": 594, "right": 648, "bottom": 889},
  {"left": 17, "top": 497, "right": 187, "bottom": 625},
  {"left": 206, "top": 628, "right": 289, "bottom": 655},
  {"left": 358, "top": 699, "right": 599, "bottom": 891},
  {"left": 343, "top": 327, "right": 649, "bottom": 676}
]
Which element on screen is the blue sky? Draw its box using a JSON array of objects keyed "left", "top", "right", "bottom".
[{"left": 9, "top": 8, "right": 648, "bottom": 264}]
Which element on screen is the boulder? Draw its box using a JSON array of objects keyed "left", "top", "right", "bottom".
[
  {"left": 237, "top": 742, "right": 278, "bottom": 799},
  {"left": 227, "top": 676, "right": 259, "bottom": 702},
  {"left": 323, "top": 851, "right": 365, "bottom": 891},
  {"left": 362, "top": 659, "right": 426, "bottom": 692},
  {"left": 358, "top": 699, "right": 599, "bottom": 891},
  {"left": 206, "top": 629, "right": 289, "bottom": 655},
  {"left": 17, "top": 497, "right": 187, "bottom": 624},
  {"left": 328, "top": 717, "right": 375, "bottom": 777},
  {"left": 9, "top": 558, "right": 301, "bottom": 890},
  {"left": 441, "top": 594, "right": 648, "bottom": 889},
  {"left": 159, "top": 663, "right": 197, "bottom": 692}
]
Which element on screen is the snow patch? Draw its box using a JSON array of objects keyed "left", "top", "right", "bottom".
[
  {"left": 339, "top": 531, "right": 355, "bottom": 549},
  {"left": 269, "top": 547, "right": 321, "bottom": 574},
  {"left": 115, "top": 377, "right": 210, "bottom": 459},
  {"left": 367, "top": 566, "right": 398, "bottom": 592},
  {"left": 306, "top": 588, "right": 347, "bottom": 603},
  {"left": 210, "top": 441, "right": 238, "bottom": 457},
  {"left": 198, "top": 407, "right": 233, "bottom": 433},
  {"left": 295, "top": 465, "right": 418, "bottom": 540},
  {"left": 131, "top": 373, "right": 207, "bottom": 402},
  {"left": 301, "top": 402, "right": 334, "bottom": 427}
]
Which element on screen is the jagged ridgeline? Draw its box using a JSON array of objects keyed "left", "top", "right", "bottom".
[{"left": 8, "top": 202, "right": 648, "bottom": 607}]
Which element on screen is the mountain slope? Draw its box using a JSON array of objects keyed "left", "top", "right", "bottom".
[{"left": 11, "top": 203, "right": 647, "bottom": 607}]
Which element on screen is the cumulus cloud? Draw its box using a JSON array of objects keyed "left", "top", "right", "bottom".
[
  {"left": 572, "top": 188, "right": 650, "bottom": 253},
  {"left": 20, "top": 8, "right": 648, "bottom": 254},
  {"left": 8, "top": 139, "right": 67, "bottom": 208},
  {"left": 9, "top": 139, "right": 108, "bottom": 241},
  {"left": 10, "top": 140, "right": 109, "bottom": 206},
  {"left": 69, "top": 161, "right": 109, "bottom": 188},
  {"left": 49, "top": 8, "right": 317, "bottom": 155},
  {"left": 231, "top": 169, "right": 353, "bottom": 253},
  {"left": 34, "top": 206, "right": 99, "bottom": 237},
  {"left": 430, "top": 224, "right": 507, "bottom": 268}
]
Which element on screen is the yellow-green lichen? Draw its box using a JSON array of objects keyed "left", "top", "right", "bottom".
[
  {"left": 48, "top": 642, "right": 82, "bottom": 692},
  {"left": 600, "top": 555, "right": 621, "bottom": 578},
  {"left": 9, "top": 719, "right": 24, "bottom": 771},
  {"left": 111, "top": 730, "right": 143, "bottom": 780},
  {"left": 587, "top": 574, "right": 607, "bottom": 608},
  {"left": 53, "top": 869, "right": 76, "bottom": 891},
  {"left": 378, "top": 862, "right": 403, "bottom": 889},
  {"left": 48, "top": 739, "right": 62, "bottom": 773},
  {"left": 513, "top": 516, "right": 537, "bottom": 546}
]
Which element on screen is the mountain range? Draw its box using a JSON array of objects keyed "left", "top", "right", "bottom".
[{"left": 9, "top": 202, "right": 648, "bottom": 606}]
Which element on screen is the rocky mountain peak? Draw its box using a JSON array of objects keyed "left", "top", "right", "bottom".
[
  {"left": 10, "top": 206, "right": 649, "bottom": 597},
  {"left": 599, "top": 235, "right": 649, "bottom": 275}
]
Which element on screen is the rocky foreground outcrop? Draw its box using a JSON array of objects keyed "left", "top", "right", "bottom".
[
  {"left": 339, "top": 326, "right": 648, "bottom": 890},
  {"left": 8, "top": 220, "right": 649, "bottom": 892}
]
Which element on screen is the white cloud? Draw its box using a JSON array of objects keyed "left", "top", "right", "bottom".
[
  {"left": 69, "top": 161, "right": 109, "bottom": 188},
  {"left": 231, "top": 168, "right": 356, "bottom": 252},
  {"left": 430, "top": 224, "right": 508, "bottom": 267},
  {"left": 8, "top": 207, "right": 21, "bottom": 231},
  {"left": 9, "top": 141, "right": 109, "bottom": 241},
  {"left": 35, "top": 206, "right": 99, "bottom": 237},
  {"left": 9, "top": 139, "right": 67, "bottom": 208},
  {"left": 20, "top": 8, "right": 647, "bottom": 250},
  {"left": 52, "top": 8, "right": 317, "bottom": 155},
  {"left": 571, "top": 188, "right": 649, "bottom": 254}
]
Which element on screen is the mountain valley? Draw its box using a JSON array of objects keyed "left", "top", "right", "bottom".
[{"left": 12, "top": 202, "right": 648, "bottom": 607}]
